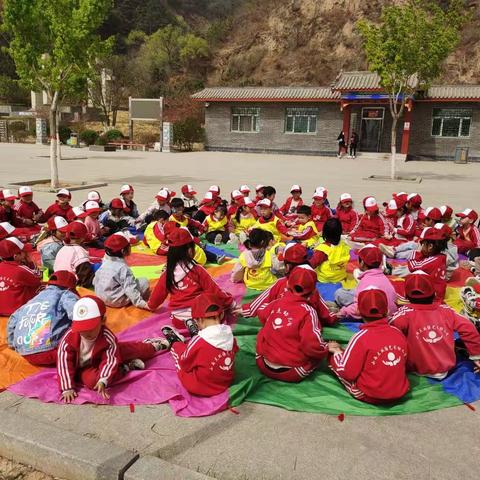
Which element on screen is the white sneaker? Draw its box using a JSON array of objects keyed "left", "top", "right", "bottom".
[
  {"left": 214, "top": 233, "right": 222, "bottom": 245},
  {"left": 379, "top": 243, "right": 395, "bottom": 258},
  {"left": 127, "top": 359, "right": 145, "bottom": 370},
  {"left": 353, "top": 268, "right": 362, "bottom": 281},
  {"left": 143, "top": 337, "right": 170, "bottom": 351},
  {"left": 227, "top": 233, "right": 239, "bottom": 246},
  {"left": 337, "top": 154, "right": 341, "bottom": 159},
  {"left": 239, "top": 232, "right": 248, "bottom": 244}
]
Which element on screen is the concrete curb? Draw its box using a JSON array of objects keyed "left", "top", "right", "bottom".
[
  {"left": 124, "top": 455, "right": 214, "bottom": 480},
  {"left": 0, "top": 410, "right": 138, "bottom": 480}
]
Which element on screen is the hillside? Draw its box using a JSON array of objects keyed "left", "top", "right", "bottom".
[{"left": 208, "top": 0, "right": 480, "bottom": 87}]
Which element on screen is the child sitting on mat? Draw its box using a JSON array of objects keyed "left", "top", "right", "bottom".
[
  {"left": 37, "top": 216, "right": 70, "bottom": 274},
  {"left": 329, "top": 287, "right": 409, "bottom": 404},
  {"left": 94, "top": 233, "right": 150, "bottom": 310},
  {"left": 203, "top": 204, "right": 230, "bottom": 244},
  {"left": 162, "top": 294, "right": 238, "bottom": 397},
  {"left": 8, "top": 271, "right": 79, "bottom": 366},
  {"left": 58, "top": 296, "right": 168, "bottom": 403}
]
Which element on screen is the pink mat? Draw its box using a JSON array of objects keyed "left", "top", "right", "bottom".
[{"left": 9, "top": 275, "right": 246, "bottom": 417}]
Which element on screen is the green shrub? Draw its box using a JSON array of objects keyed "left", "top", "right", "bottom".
[
  {"left": 104, "top": 129, "right": 124, "bottom": 141},
  {"left": 173, "top": 118, "right": 204, "bottom": 151},
  {"left": 8, "top": 121, "right": 27, "bottom": 142},
  {"left": 95, "top": 134, "right": 108, "bottom": 146},
  {"left": 58, "top": 125, "right": 72, "bottom": 144},
  {"left": 79, "top": 129, "right": 99, "bottom": 146}
]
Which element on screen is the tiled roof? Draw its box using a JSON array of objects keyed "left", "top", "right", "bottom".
[
  {"left": 332, "top": 71, "right": 382, "bottom": 91},
  {"left": 426, "top": 85, "right": 480, "bottom": 99},
  {"left": 191, "top": 86, "right": 340, "bottom": 101}
]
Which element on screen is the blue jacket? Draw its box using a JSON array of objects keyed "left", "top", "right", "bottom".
[{"left": 7, "top": 285, "right": 79, "bottom": 356}]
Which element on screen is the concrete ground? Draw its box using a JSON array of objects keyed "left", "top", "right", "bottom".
[{"left": 1, "top": 144, "right": 480, "bottom": 480}]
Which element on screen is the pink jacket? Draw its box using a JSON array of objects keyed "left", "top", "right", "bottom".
[{"left": 339, "top": 268, "right": 399, "bottom": 319}]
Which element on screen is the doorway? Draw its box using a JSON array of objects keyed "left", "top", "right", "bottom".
[{"left": 360, "top": 107, "right": 384, "bottom": 152}]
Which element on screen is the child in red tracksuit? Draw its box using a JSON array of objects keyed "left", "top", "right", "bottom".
[
  {"left": 43, "top": 189, "right": 75, "bottom": 222},
  {"left": 256, "top": 266, "right": 329, "bottom": 382},
  {"left": 311, "top": 187, "right": 332, "bottom": 232},
  {"left": 335, "top": 193, "right": 358, "bottom": 234},
  {"left": 455, "top": 209, "right": 480, "bottom": 255},
  {"left": 57, "top": 296, "right": 167, "bottom": 403},
  {"left": 383, "top": 199, "right": 416, "bottom": 244},
  {"left": 14, "top": 186, "right": 43, "bottom": 231},
  {"left": 407, "top": 227, "right": 447, "bottom": 302},
  {"left": 280, "top": 185, "right": 304, "bottom": 217},
  {"left": 147, "top": 227, "right": 236, "bottom": 335},
  {"left": 239, "top": 243, "right": 336, "bottom": 326},
  {"left": 391, "top": 272, "right": 480, "bottom": 379},
  {"left": 162, "top": 294, "right": 238, "bottom": 396},
  {"left": 349, "top": 196, "right": 388, "bottom": 242},
  {"left": 329, "top": 287, "right": 409, "bottom": 404}
]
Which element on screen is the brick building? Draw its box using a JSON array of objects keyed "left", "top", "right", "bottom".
[{"left": 192, "top": 71, "right": 480, "bottom": 161}]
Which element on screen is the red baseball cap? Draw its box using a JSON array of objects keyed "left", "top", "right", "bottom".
[
  {"left": 456, "top": 208, "right": 478, "bottom": 222},
  {"left": 393, "top": 192, "right": 408, "bottom": 207},
  {"left": 232, "top": 190, "right": 244, "bottom": 201},
  {"left": 200, "top": 192, "right": 215, "bottom": 204},
  {"left": 422, "top": 207, "right": 442, "bottom": 221},
  {"left": 110, "top": 198, "right": 129, "bottom": 212},
  {"left": 47, "top": 216, "right": 70, "bottom": 233},
  {"left": 156, "top": 190, "right": 169, "bottom": 201},
  {"left": 240, "top": 185, "right": 251, "bottom": 194},
  {"left": 56, "top": 188, "right": 71, "bottom": 199},
  {"left": 191, "top": 293, "right": 223, "bottom": 319},
  {"left": 257, "top": 198, "right": 272, "bottom": 208},
  {"left": 84, "top": 200, "right": 102, "bottom": 215},
  {"left": 290, "top": 184, "right": 302, "bottom": 193},
  {"left": 440, "top": 205, "right": 453, "bottom": 219},
  {"left": 48, "top": 270, "right": 77, "bottom": 291},
  {"left": 2, "top": 189, "right": 18, "bottom": 201},
  {"left": 18, "top": 186, "right": 33, "bottom": 197},
  {"left": 280, "top": 243, "right": 308, "bottom": 264},
  {"left": 358, "top": 287, "right": 388, "bottom": 319},
  {"left": 0, "top": 237, "right": 33, "bottom": 258},
  {"left": 120, "top": 184, "right": 134, "bottom": 195},
  {"left": 313, "top": 187, "right": 328, "bottom": 200},
  {"left": 340, "top": 193, "right": 352, "bottom": 203},
  {"left": 288, "top": 265, "right": 317, "bottom": 295},
  {"left": 181, "top": 184, "right": 197, "bottom": 195},
  {"left": 169, "top": 227, "right": 195, "bottom": 247},
  {"left": 358, "top": 244, "right": 383, "bottom": 267},
  {"left": 67, "top": 221, "right": 88, "bottom": 239},
  {"left": 208, "top": 185, "right": 220, "bottom": 195},
  {"left": 385, "top": 199, "right": 399, "bottom": 217},
  {"left": 433, "top": 222, "right": 452, "bottom": 240},
  {"left": 0, "top": 222, "right": 16, "bottom": 240},
  {"left": 407, "top": 193, "right": 422, "bottom": 207},
  {"left": 105, "top": 232, "right": 130, "bottom": 252},
  {"left": 405, "top": 271, "right": 435, "bottom": 299},
  {"left": 238, "top": 196, "right": 255, "bottom": 208},
  {"left": 255, "top": 184, "right": 265, "bottom": 192},
  {"left": 363, "top": 196, "right": 379, "bottom": 212},
  {"left": 419, "top": 227, "right": 443, "bottom": 241},
  {"left": 72, "top": 296, "right": 105, "bottom": 332}
]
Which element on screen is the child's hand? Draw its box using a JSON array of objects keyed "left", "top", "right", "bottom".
[
  {"left": 94, "top": 381, "right": 110, "bottom": 399},
  {"left": 61, "top": 389, "right": 77, "bottom": 403},
  {"left": 473, "top": 360, "right": 480, "bottom": 373},
  {"left": 328, "top": 341, "right": 343, "bottom": 354},
  {"left": 232, "top": 306, "right": 243, "bottom": 316}
]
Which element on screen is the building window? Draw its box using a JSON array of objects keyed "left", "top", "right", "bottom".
[
  {"left": 285, "top": 107, "right": 318, "bottom": 133},
  {"left": 231, "top": 107, "right": 260, "bottom": 132},
  {"left": 431, "top": 108, "right": 472, "bottom": 138}
]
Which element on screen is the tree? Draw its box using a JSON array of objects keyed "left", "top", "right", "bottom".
[
  {"left": 2, "top": 0, "right": 113, "bottom": 188},
  {"left": 358, "top": 0, "right": 467, "bottom": 179}
]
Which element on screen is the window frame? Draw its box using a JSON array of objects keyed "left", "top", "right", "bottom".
[
  {"left": 230, "top": 106, "right": 260, "bottom": 133},
  {"left": 431, "top": 108, "right": 472, "bottom": 139},
  {"left": 284, "top": 107, "right": 318, "bottom": 135}
]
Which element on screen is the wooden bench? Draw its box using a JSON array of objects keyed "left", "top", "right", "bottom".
[{"left": 108, "top": 142, "right": 149, "bottom": 151}]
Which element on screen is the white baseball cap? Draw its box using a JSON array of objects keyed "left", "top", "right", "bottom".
[
  {"left": 340, "top": 193, "right": 352, "bottom": 203},
  {"left": 155, "top": 190, "right": 169, "bottom": 201},
  {"left": 87, "top": 191, "right": 101, "bottom": 202},
  {"left": 72, "top": 297, "right": 105, "bottom": 332},
  {"left": 57, "top": 188, "right": 71, "bottom": 198},
  {"left": 2, "top": 189, "right": 17, "bottom": 201},
  {"left": 120, "top": 184, "right": 134, "bottom": 195},
  {"left": 18, "top": 186, "right": 33, "bottom": 197},
  {"left": 290, "top": 185, "right": 302, "bottom": 192},
  {"left": 84, "top": 201, "right": 102, "bottom": 214},
  {"left": 240, "top": 185, "right": 251, "bottom": 193},
  {"left": 257, "top": 198, "right": 272, "bottom": 208}
]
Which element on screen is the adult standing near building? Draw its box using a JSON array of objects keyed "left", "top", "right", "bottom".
[
  {"left": 336, "top": 131, "right": 346, "bottom": 158},
  {"left": 349, "top": 130, "right": 359, "bottom": 158}
]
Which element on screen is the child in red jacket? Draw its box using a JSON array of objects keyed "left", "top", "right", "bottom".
[
  {"left": 455, "top": 209, "right": 480, "bottom": 255},
  {"left": 0, "top": 237, "right": 42, "bottom": 316},
  {"left": 391, "top": 271, "right": 480, "bottom": 379},
  {"left": 256, "top": 266, "right": 329, "bottom": 382},
  {"left": 43, "top": 189, "right": 75, "bottom": 222},
  {"left": 147, "top": 227, "right": 236, "bottom": 335},
  {"left": 335, "top": 193, "right": 358, "bottom": 234},
  {"left": 311, "top": 187, "right": 332, "bottom": 232},
  {"left": 329, "top": 287, "right": 409, "bottom": 404},
  {"left": 14, "top": 186, "right": 43, "bottom": 231},
  {"left": 280, "top": 184, "right": 304, "bottom": 217},
  {"left": 349, "top": 197, "right": 388, "bottom": 242},
  {"left": 58, "top": 296, "right": 167, "bottom": 403},
  {"left": 162, "top": 294, "right": 238, "bottom": 397},
  {"left": 0, "top": 189, "right": 20, "bottom": 226}
]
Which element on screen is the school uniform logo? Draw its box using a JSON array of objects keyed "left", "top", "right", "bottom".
[
  {"left": 415, "top": 325, "right": 447, "bottom": 344},
  {"left": 371, "top": 345, "right": 406, "bottom": 367},
  {"left": 382, "top": 351, "right": 401, "bottom": 367},
  {"left": 219, "top": 356, "right": 234, "bottom": 371},
  {"left": 0, "top": 280, "right": 8, "bottom": 292}
]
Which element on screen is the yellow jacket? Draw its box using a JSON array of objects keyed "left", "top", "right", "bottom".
[
  {"left": 314, "top": 241, "right": 351, "bottom": 283},
  {"left": 239, "top": 249, "right": 277, "bottom": 290}
]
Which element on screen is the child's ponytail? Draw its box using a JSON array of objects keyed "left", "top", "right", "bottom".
[{"left": 165, "top": 242, "right": 195, "bottom": 292}]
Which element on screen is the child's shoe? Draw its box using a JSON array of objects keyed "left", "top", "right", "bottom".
[
  {"left": 128, "top": 359, "right": 145, "bottom": 370},
  {"left": 161, "top": 326, "right": 185, "bottom": 345},
  {"left": 238, "top": 232, "right": 248, "bottom": 244},
  {"left": 143, "top": 337, "right": 170, "bottom": 351},
  {"left": 185, "top": 319, "right": 199, "bottom": 337},
  {"left": 353, "top": 268, "right": 362, "bottom": 281},
  {"left": 379, "top": 243, "right": 395, "bottom": 258},
  {"left": 214, "top": 233, "right": 223, "bottom": 245},
  {"left": 227, "top": 233, "right": 239, "bottom": 246},
  {"left": 217, "top": 254, "right": 228, "bottom": 264}
]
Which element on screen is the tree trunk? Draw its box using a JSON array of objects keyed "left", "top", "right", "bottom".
[
  {"left": 390, "top": 116, "right": 398, "bottom": 180},
  {"left": 112, "top": 108, "right": 117, "bottom": 127},
  {"left": 49, "top": 91, "right": 60, "bottom": 189},
  {"left": 56, "top": 108, "right": 62, "bottom": 166}
]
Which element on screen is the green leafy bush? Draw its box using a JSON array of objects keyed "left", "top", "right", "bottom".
[
  {"left": 58, "top": 125, "right": 72, "bottom": 144},
  {"left": 104, "top": 129, "right": 124, "bottom": 141},
  {"left": 79, "top": 129, "right": 99, "bottom": 146},
  {"left": 173, "top": 118, "right": 204, "bottom": 151},
  {"left": 95, "top": 134, "right": 108, "bottom": 146}
]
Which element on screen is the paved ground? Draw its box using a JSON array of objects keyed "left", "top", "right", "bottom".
[{"left": 1, "top": 144, "right": 480, "bottom": 480}]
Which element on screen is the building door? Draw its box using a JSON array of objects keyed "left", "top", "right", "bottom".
[{"left": 360, "top": 107, "right": 384, "bottom": 152}]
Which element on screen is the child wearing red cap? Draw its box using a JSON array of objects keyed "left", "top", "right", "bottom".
[
  {"left": 252, "top": 198, "right": 289, "bottom": 243},
  {"left": 349, "top": 197, "right": 388, "bottom": 242},
  {"left": 8, "top": 270, "right": 79, "bottom": 366},
  {"left": 440, "top": 205, "right": 457, "bottom": 231},
  {"left": 460, "top": 283, "right": 480, "bottom": 330},
  {"left": 144, "top": 210, "right": 171, "bottom": 255},
  {"left": 147, "top": 227, "right": 236, "bottom": 335},
  {"left": 203, "top": 204, "right": 230, "bottom": 244},
  {"left": 162, "top": 294, "right": 238, "bottom": 396},
  {"left": 405, "top": 193, "right": 423, "bottom": 220},
  {"left": 280, "top": 185, "right": 304, "bottom": 217},
  {"left": 0, "top": 189, "right": 20, "bottom": 226},
  {"left": 136, "top": 189, "right": 172, "bottom": 226},
  {"left": 309, "top": 218, "right": 351, "bottom": 283},
  {"left": 455, "top": 209, "right": 480, "bottom": 255},
  {"left": 0, "top": 221, "right": 16, "bottom": 241},
  {"left": 256, "top": 266, "right": 329, "bottom": 382},
  {"left": 231, "top": 197, "right": 257, "bottom": 244},
  {"left": 169, "top": 198, "right": 205, "bottom": 236},
  {"left": 193, "top": 192, "right": 217, "bottom": 223},
  {"left": 57, "top": 295, "right": 168, "bottom": 403},
  {"left": 329, "top": 287, "right": 409, "bottom": 403},
  {"left": 239, "top": 244, "right": 336, "bottom": 326},
  {"left": 37, "top": 216, "right": 70, "bottom": 273},
  {"left": 255, "top": 186, "right": 281, "bottom": 217},
  {"left": 42, "top": 189, "right": 75, "bottom": 222},
  {"left": 227, "top": 190, "right": 245, "bottom": 218},
  {"left": 100, "top": 198, "right": 135, "bottom": 235},
  {"left": 180, "top": 184, "right": 199, "bottom": 217},
  {"left": 311, "top": 187, "right": 332, "bottom": 232},
  {"left": 0, "top": 237, "right": 42, "bottom": 316},
  {"left": 335, "top": 244, "right": 398, "bottom": 320},
  {"left": 391, "top": 272, "right": 480, "bottom": 379},
  {"left": 14, "top": 186, "right": 43, "bottom": 231},
  {"left": 287, "top": 205, "right": 320, "bottom": 249},
  {"left": 119, "top": 185, "right": 139, "bottom": 219},
  {"left": 335, "top": 193, "right": 358, "bottom": 234},
  {"left": 82, "top": 201, "right": 105, "bottom": 246},
  {"left": 54, "top": 221, "right": 95, "bottom": 288},
  {"left": 231, "top": 228, "right": 281, "bottom": 290},
  {"left": 94, "top": 233, "right": 150, "bottom": 309},
  {"left": 383, "top": 199, "right": 416, "bottom": 244}
]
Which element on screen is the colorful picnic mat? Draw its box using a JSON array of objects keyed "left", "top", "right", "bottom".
[{"left": 4, "top": 244, "right": 480, "bottom": 417}]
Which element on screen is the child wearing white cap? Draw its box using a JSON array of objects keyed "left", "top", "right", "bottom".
[
  {"left": 0, "top": 189, "right": 20, "bottom": 226},
  {"left": 136, "top": 189, "right": 172, "bottom": 227},
  {"left": 280, "top": 185, "right": 304, "bottom": 217},
  {"left": 57, "top": 295, "right": 168, "bottom": 403},
  {"left": 43, "top": 189, "right": 75, "bottom": 222},
  {"left": 15, "top": 186, "right": 43, "bottom": 230},
  {"left": 119, "top": 185, "right": 139, "bottom": 219},
  {"left": 37, "top": 216, "right": 70, "bottom": 273}
]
